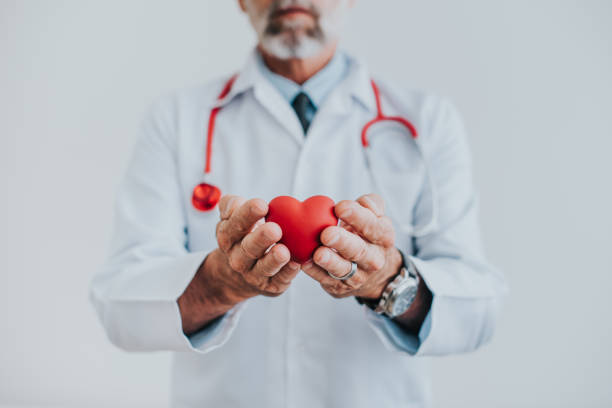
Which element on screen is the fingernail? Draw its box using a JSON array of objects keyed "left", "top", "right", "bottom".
[
  {"left": 273, "top": 250, "right": 286, "bottom": 262},
  {"left": 363, "top": 196, "right": 380, "bottom": 214},
  {"left": 289, "top": 261, "right": 300, "bottom": 271},
  {"left": 326, "top": 231, "right": 339, "bottom": 246},
  {"left": 340, "top": 207, "right": 352, "bottom": 219},
  {"left": 319, "top": 251, "right": 330, "bottom": 263},
  {"left": 253, "top": 200, "right": 267, "bottom": 214}
]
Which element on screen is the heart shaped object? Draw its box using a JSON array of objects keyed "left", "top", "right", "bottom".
[{"left": 266, "top": 195, "right": 338, "bottom": 264}]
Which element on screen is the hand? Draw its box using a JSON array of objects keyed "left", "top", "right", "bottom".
[
  {"left": 214, "top": 195, "right": 301, "bottom": 298},
  {"left": 302, "top": 194, "right": 403, "bottom": 300},
  {"left": 178, "top": 195, "right": 300, "bottom": 334}
]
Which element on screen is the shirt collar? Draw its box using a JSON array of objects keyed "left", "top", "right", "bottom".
[
  {"left": 213, "top": 48, "right": 377, "bottom": 113},
  {"left": 255, "top": 49, "right": 349, "bottom": 109}
]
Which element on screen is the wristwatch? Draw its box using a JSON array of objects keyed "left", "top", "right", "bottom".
[{"left": 356, "top": 250, "right": 420, "bottom": 318}]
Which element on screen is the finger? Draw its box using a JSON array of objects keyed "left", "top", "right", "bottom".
[
  {"left": 219, "top": 195, "right": 245, "bottom": 220},
  {"left": 302, "top": 260, "right": 340, "bottom": 287},
  {"left": 217, "top": 198, "right": 268, "bottom": 252},
  {"left": 240, "top": 222, "right": 282, "bottom": 260},
  {"left": 262, "top": 261, "right": 301, "bottom": 296},
  {"left": 248, "top": 243, "right": 291, "bottom": 278},
  {"left": 269, "top": 261, "right": 301, "bottom": 286},
  {"left": 227, "top": 222, "right": 282, "bottom": 272},
  {"left": 357, "top": 193, "right": 385, "bottom": 217},
  {"left": 320, "top": 226, "right": 385, "bottom": 272},
  {"left": 302, "top": 261, "right": 352, "bottom": 298},
  {"left": 216, "top": 196, "right": 246, "bottom": 247},
  {"left": 334, "top": 200, "right": 394, "bottom": 247},
  {"left": 312, "top": 246, "right": 367, "bottom": 290}
]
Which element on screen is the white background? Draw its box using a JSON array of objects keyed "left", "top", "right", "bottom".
[{"left": 1, "top": 0, "right": 611, "bottom": 407}]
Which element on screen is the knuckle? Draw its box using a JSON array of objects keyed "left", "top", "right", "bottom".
[
  {"left": 228, "top": 252, "right": 246, "bottom": 273},
  {"left": 215, "top": 220, "right": 225, "bottom": 238},
  {"left": 218, "top": 235, "right": 232, "bottom": 253},
  {"left": 363, "top": 222, "right": 377, "bottom": 240},
  {"left": 246, "top": 198, "right": 267, "bottom": 217},
  {"left": 261, "top": 267, "right": 278, "bottom": 277},
  {"left": 351, "top": 273, "right": 366, "bottom": 287},
  {"left": 370, "top": 254, "right": 386, "bottom": 271},
  {"left": 379, "top": 216, "right": 395, "bottom": 245},
  {"left": 240, "top": 236, "right": 259, "bottom": 259},
  {"left": 241, "top": 271, "right": 257, "bottom": 285},
  {"left": 243, "top": 271, "right": 265, "bottom": 289},
  {"left": 255, "top": 279, "right": 270, "bottom": 293},
  {"left": 354, "top": 242, "right": 369, "bottom": 263}
]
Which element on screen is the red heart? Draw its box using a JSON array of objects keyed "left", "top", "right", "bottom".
[{"left": 266, "top": 195, "right": 338, "bottom": 264}]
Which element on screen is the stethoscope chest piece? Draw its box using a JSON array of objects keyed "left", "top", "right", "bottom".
[{"left": 192, "top": 183, "right": 221, "bottom": 212}]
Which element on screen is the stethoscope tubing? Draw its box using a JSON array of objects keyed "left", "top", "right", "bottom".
[{"left": 193, "top": 75, "right": 438, "bottom": 237}]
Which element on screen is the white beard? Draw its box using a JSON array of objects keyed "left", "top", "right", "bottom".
[{"left": 244, "top": 0, "right": 350, "bottom": 59}]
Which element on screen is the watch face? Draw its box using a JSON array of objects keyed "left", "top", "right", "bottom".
[{"left": 390, "top": 284, "right": 418, "bottom": 316}]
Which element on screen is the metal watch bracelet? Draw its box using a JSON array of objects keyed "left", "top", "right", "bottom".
[{"left": 356, "top": 249, "right": 418, "bottom": 316}]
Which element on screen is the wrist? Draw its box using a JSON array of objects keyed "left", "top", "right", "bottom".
[
  {"left": 358, "top": 247, "right": 403, "bottom": 301},
  {"left": 177, "top": 249, "right": 250, "bottom": 334},
  {"left": 357, "top": 249, "right": 425, "bottom": 320},
  {"left": 393, "top": 275, "right": 432, "bottom": 333},
  {"left": 205, "top": 249, "right": 255, "bottom": 305}
]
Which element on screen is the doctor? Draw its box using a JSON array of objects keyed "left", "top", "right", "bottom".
[{"left": 91, "top": 0, "right": 506, "bottom": 407}]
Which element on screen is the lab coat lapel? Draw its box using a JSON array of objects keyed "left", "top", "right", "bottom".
[
  {"left": 305, "top": 55, "right": 377, "bottom": 143},
  {"left": 254, "top": 81, "right": 305, "bottom": 145},
  {"left": 214, "top": 50, "right": 377, "bottom": 146},
  {"left": 214, "top": 50, "right": 305, "bottom": 146}
]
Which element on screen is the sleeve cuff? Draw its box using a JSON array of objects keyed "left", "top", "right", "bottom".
[
  {"left": 183, "top": 300, "right": 248, "bottom": 353},
  {"left": 362, "top": 304, "right": 433, "bottom": 355},
  {"left": 91, "top": 249, "right": 248, "bottom": 353}
]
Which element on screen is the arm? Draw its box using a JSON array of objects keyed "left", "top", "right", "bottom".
[
  {"left": 303, "top": 97, "right": 506, "bottom": 355},
  {"left": 90, "top": 97, "right": 299, "bottom": 352},
  {"left": 178, "top": 195, "right": 301, "bottom": 335},
  {"left": 301, "top": 194, "right": 432, "bottom": 332}
]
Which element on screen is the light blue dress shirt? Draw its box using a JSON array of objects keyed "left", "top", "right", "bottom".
[
  {"left": 188, "top": 50, "right": 432, "bottom": 354},
  {"left": 255, "top": 50, "right": 349, "bottom": 130}
]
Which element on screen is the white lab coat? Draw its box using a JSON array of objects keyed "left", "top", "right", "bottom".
[{"left": 90, "top": 50, "right": 506, "bottom": 408}]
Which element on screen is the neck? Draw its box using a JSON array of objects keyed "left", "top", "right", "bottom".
[{"left": 259, "top": 43, "right": 338, "bottom": 85}]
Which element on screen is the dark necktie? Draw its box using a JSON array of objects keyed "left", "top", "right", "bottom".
[{"left": 291, "top": 92, "right": 315, "bottom": 134}]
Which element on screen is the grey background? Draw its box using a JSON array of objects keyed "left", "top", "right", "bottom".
[{"left": 1, "top": 0, "right": 611, "bottom": 407}]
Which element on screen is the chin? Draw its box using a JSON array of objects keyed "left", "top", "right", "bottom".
[{"left": 260, "top": 35, "right": 328, "bottom": 60}]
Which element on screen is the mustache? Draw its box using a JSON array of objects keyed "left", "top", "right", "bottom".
[
  {"left": 267, "top": 0, "right": 321, "bottom": 21},
  {"left": 264, "top": 0, "right": 323, "bottom": 38}
]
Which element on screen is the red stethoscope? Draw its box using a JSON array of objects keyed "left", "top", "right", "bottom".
[{"left": 191, "top": 75, "right": 438, "bottom": 236}]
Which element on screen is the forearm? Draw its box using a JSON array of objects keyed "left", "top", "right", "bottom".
[{"left": 177, "top": 249, "right": 252, "bottom": 335}]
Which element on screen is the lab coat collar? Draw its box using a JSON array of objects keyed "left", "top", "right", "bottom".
[
  {"left": 211, "top": 50, "right": 262, "bottom": 109},
  {"left": 212, "top": 48, "right": 377, "bottom": 115},
  {"left": 341, "top": 54, "right": 377, "bottom": 113}
]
